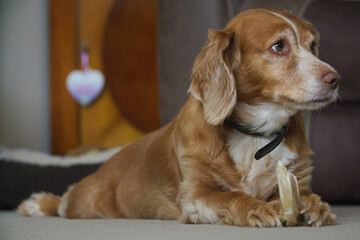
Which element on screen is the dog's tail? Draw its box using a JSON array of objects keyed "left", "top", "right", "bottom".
[
  {"left": 17, "top": 192, "right": 61, "bottom": 217},
  {"left": 17, "top": 185, "right": 74, "bottom": 217}
]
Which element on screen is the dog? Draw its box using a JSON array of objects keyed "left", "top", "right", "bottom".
[{"left": 18, "top": 8, "right": 340, "bottom": 227}]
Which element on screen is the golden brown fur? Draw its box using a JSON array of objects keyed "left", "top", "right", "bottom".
[{"left": 19, "top": 9, "right": 339, "bottom": 227}]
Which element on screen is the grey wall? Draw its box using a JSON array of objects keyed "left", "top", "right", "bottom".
[
  {"left": 0, "top": 0, "right": 49, "bottom": 152},
  {"left": 158, "top": 0, "right": 231, "bottom": 125}
]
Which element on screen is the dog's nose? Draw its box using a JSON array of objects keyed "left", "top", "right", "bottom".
[{"left": 322, "top": 72, "right": 340, "bottom": 89}]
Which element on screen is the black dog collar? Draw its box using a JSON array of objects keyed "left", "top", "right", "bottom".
[{"left": 225, "top": 116, "right": 291, "bottom": 160}]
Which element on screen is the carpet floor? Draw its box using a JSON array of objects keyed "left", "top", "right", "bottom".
[{"left": 1, "top": 206, "right": 360, "bottom": 240}]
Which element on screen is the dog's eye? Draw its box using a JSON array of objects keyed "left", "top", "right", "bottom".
[{"left": 271, "top": 41, "right": 285, "bottom": 53}]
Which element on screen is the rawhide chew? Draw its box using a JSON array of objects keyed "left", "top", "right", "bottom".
[{"left": 276, "top": 161, "right": 304, "bottom": 226}]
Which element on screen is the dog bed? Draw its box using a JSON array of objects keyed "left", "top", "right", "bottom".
[{"left": 0, "top": 147, "right": 121, "bottom": 209}]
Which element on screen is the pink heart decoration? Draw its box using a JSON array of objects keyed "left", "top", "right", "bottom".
[{"left": 66, "top": 69, "right": 105, "bottom": 106}]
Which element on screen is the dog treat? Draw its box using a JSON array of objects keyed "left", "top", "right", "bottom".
[{"left": 276, "top": 161, "right": 304, "bottom": 226}]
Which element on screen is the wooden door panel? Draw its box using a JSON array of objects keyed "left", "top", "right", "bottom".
[
  {"left": 50, "top": 0, "right": 159, "bottom": 154},
  {"left": 104, "top": 0, "right": 160, "bottom": 133},
  {"left": 50, "top": 0, "right": 79, "bottom": 155},
  {"left": 79, "top": 0, "right": 146, "bottom": 148}
]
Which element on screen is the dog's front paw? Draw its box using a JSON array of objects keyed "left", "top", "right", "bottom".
[
  {"left": 247, "top": 201, "right": 282, "bottom": 227},
  {"left": 301, "top": 194, "right": 336, "bottom": 227}
]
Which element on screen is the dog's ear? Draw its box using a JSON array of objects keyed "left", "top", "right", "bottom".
[{"left": 189, "top": 29, "right": 240, "bottom": 125}]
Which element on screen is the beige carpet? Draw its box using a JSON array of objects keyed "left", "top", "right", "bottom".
[{"left": 1, "top": 206, "right": 360, "bottom": 240}]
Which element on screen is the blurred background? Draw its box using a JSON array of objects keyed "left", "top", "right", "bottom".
[{"left": 0, "top": 0, "right": 359, "bottom": 207}]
